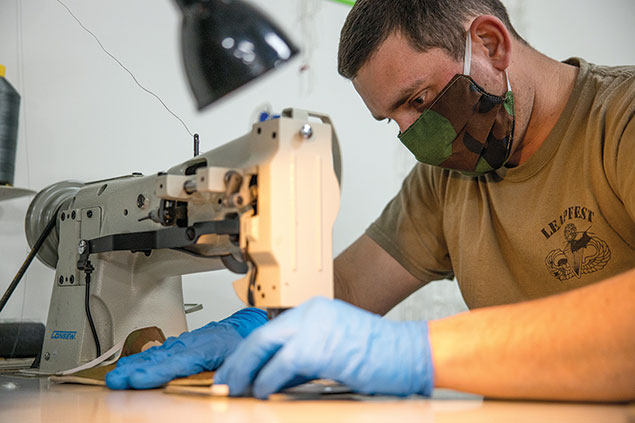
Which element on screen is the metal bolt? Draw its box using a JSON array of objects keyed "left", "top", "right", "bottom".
[
  {"left": 224, "top": 171, "right": 243, "bottom": 193},
  {"left": 71, "top": 211, "right": 76, "bottom": 220},
  {"left": 60, "top": 213, "right": 66, "bottom": 221},
  {"left": 77, "top": 240, "right": 88, "bottom": 255},
  {"left": 44, "top": 352, "right": 50, "bottom": 361},
  {"left": 299, "top": 123, "right": 313, "bottom": 139},
  {"left": 137, "top": 194, "right": 147, "bottom": 209},
  {"left": 69, "top": 275, "right": 74, "bottom": 284},
  {"left": 183, "top": 180, "right": 197, "bottom": 195},
  {"left": 87, "top": 210, "right": 93, "bottom": 218},
  {"left": 59, "top": 275, "right": 64, "bottom": 284},
  {"left": 223, "top": 193, "right": 244, "bottom": 208}
]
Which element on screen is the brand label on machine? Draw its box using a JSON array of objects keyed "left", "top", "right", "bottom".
[{"left": 51, "top": 330, "right": 77, "bottom": 340}]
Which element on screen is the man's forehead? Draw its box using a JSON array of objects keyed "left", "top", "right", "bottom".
[
  {"left": 356, "top": 33, "right": 418, "bottom": 79},
  {"left": 356, "top": 34, "right": 458, "bottom": 83}
]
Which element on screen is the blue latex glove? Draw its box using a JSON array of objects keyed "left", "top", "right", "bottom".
[
  {"left": 105, "top": 308, "right": 267, "bottom": 389},
  {"left": 214, "top": 297, "right": 434, "bottom": 399}
]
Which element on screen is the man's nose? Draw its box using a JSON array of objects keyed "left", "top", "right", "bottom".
[{"left": 395, "top": 115, "right": 418, "bottom": 134}]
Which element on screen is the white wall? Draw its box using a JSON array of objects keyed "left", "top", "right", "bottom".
[{"left": 1, "top": 0, "right": 633, "bottom": 330}]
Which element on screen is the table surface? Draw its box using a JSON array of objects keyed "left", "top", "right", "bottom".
[
  {"left": 0, "top": 185, "right": 35, "bottom": 201},
  {"left": 0, "top": 374, "right": 632, "bottom": 423}
]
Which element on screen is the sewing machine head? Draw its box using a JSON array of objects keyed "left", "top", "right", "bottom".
[{"left": 25, "top": 108, "right": 341, "bottom": 373}]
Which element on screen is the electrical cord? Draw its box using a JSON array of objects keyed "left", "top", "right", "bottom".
[
  {"left": 1, "top": 206, "right": 102, "bottom": 359},
  {"left": 82, "top": 259, "right": 101, "bottom": 358},
  {"left": 246, "top": 251, "right": 258, "bottom": 307},
  {"left": 0, "top": 210, "right": 58, "bottom": 313}
]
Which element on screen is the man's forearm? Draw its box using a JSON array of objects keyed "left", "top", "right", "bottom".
[
  {"left": 334, "top": 234, "right": 425, "bottom": 314},
  {"left": 333, "top": 265, "right": 360, "bottom": 306},
  {"left": 429, "top": 268, "right": 635, "bottom": 402}
]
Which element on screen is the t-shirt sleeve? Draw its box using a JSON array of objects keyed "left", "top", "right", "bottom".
[
  {"left": 614, "top": 116, "right": 635, "bottom": 220},
  {"left": 605, "top": 73, "right": 635, "bottom": 224},
  {"left": 365, "top": 163, "right": 454, "bottom": 283}
]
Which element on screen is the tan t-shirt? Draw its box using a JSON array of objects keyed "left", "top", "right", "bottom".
[{"left": 366, "top": 58, "right": 635, "bottom": 309}]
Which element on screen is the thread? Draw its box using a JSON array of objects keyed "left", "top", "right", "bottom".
[
  {"left": 298, "top": 0, "right": 321, "bottom": 96},
  {"left": 55, "top": 0, "right": 194, "bottom": 138},
  {"left": 0, "top": 66, "right": 21, "bottom": 186}
]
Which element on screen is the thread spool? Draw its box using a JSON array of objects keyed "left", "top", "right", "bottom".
[{"left": 0, "top": 64, "right": 21, "bottom": 186}]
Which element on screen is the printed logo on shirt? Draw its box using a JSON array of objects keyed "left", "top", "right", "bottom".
[{"left": 541, "top": 206, "right": 611, "bottom": 281}]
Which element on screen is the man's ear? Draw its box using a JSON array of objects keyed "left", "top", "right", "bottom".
[{"left": 469, "top": 15, "right": 512, "bottom": 71}]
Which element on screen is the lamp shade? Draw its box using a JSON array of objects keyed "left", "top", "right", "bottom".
[{"left": 176, "top": 0, "right": 299, "bottom": 109}]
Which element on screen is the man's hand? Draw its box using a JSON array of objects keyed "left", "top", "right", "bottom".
[
  {"left": 214, "top": 297, "right": 434, "bottom": 399},
  {"left": 105, "top": 308, "right": 267, "bottom": 389}
]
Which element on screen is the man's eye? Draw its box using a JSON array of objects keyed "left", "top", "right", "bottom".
[{"left": 412, "top": 96, "right": 425, "bottom": 106}]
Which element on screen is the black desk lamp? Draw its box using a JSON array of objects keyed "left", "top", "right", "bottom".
[{"left": 176, "top": 0, "right": 299, "bottom": 109}]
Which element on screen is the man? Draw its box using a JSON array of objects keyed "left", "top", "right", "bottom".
[{"left": 106, "top": 0, "right": 634, "bottom": 401}]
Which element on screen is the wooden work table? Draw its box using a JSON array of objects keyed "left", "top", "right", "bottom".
[{"left": 0, "top": 374, "right": 632, "bottom": 423}]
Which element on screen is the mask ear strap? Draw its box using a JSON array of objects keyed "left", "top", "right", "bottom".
[
  {"left": 504, "top": 69, "right": 512, "bottom": 91},
  {"left": 463, "top": 31, "right": 471, "bottom": 75}
]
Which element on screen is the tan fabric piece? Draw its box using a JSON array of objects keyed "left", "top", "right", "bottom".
[
  {"left": 49, "top": 326, "right": 215, "bottom": 387},
  {"left": 50, "top": 365, "right": 215, "bottom": 387},
  {"left": 367, "top": 58, "right": 635, "bottom": 309}
]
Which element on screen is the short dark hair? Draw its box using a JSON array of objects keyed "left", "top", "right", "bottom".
[{"left": 338, "top": 0, "right": 525, "bottom": 79}]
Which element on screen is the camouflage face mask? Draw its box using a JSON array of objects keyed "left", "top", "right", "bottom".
[{"left": 398, "top": 34, "right": 515, "bottom": 176}]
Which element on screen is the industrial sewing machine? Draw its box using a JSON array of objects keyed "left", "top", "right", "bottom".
[{"left": 25, "top": 108, "right": 341, "bottom": 373}]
